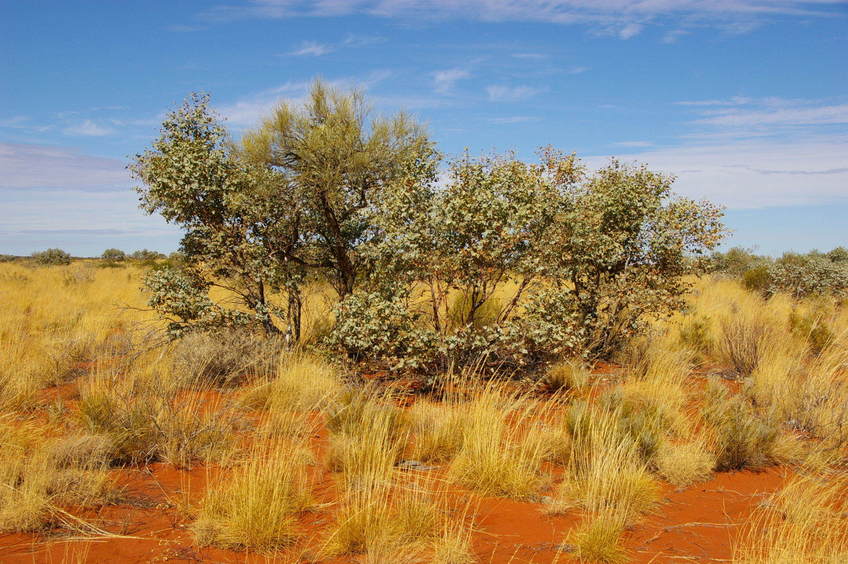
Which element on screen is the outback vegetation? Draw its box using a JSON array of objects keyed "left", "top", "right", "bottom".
[{"left": 1, "top": 83, "right": 846, "bottom": 563}]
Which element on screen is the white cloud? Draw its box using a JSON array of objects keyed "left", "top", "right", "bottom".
[
  {"left": 217, "top": 71, "right": 393, "bottom": 128},
  {"left": 289, "top": 40, "right": 333, "bottom": 56},
  {"left": 694, "top": 103, "right": 848, "bottom": 128},
  {"left": 567, "top": 66, "right": 590, "bottom": 75},
  {"left": 617, "top": 22, "right": 643, "bottom": 39},
  {"left": 0, "top": 143, "right": 129, "bottom": 190},
  {"left": 488, "top": 116, "right": 540, "bottom": 124},
  {"left": 63, "top": 119, "right": 114, "bottom": 137},
  {"left": 206, "top": 1, "right": 843, "bottom": 37},
  {"left": 486, "top": 85, "right": 542, "bottom": 102},
  {"left": 433, "top": 68, "right": 470, "bottom": 94},
  {"left": 612, "top": 140, "right": 653, "bottom": 147},
  {"left": 676, "top": 96, "right": 754, "bottom": 107},
  {"left": 587, "top": 136, "right": 848, "bottom": 209}
]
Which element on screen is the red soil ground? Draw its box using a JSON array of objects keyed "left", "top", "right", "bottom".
[
  {"left": 1, "top": 366, "right": 793, "bottom": 564},
  {"left": 0, "top": 462, "right": 788, "bottom": 563}
]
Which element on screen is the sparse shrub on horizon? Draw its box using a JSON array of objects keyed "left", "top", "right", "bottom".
[
  {"left": 130, "top": 249, "right": 166, "bottom": 264},
  {"left": 31, "top": 248, "right": 72, "bottom": 265},
  {"left": 100, "top": 248, "right": 127, "bottom": 267}
]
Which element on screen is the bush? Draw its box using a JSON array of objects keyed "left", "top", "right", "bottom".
[
  {"left": 742, "top": 264, "right": 772, "bottom": 294},
  {"left": 31, "top": 248, "right": 71, "bottom": 265},
  {"left": 130, "top": 249, "right": 165, "bottom": 263},
  {"left": 768, "top": 255, "right": 848, "bottom": 298},
  {"left": 171, "top": 328, "right": 283, "bottom": 387},
  {"left": 100, "top": 248, "right": 126, "bottom": 266}
]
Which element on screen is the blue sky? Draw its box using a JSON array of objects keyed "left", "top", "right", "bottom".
[{"left": 1, "top": 0, "right": 846, "bottom": 256}]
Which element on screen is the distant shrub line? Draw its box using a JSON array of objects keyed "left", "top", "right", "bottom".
[{"left": 710, "top": 246, "right": 848, "bottom": 298}]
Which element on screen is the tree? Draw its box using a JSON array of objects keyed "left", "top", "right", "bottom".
[
  {"left": 240, "top": 82, "right": 436, "bottom": 298},
  {"left": 131, "top": 94, "right": 303, "bottom": 337},
  {"left": 131, "top": 83, "right": 436, "bottom": 340},
  {"left": 330, "top": 149, "right": 725, "bottom": 367},
  {"left": 133, "top": 85, "right": 724, "bottom": 368}
]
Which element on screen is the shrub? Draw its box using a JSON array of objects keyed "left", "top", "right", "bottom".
[
  {"left": 130, "top": 249, "right": 165, "bottom": 264},
  {"left": 718, "top": 312, "right": 771, "bottom": 377},
  {"left": 100, "top": 248, "right": 126, "bottom": 266},
  {"left": 171, "top": 328, "right": 283, "bottom": 387},
  {"left": 678, "top": 314, "right": 714, "bottom": 360},
  {"left": 742, "top": 264, "right": 772, "bottom": 294},
  {"left": 134, "top": 84, "right": 724, "bottom": 368},
  {"left": 0, "top": 420, "right": 114, "bottom": 533},
  {"left": 768, "top": 254, "right": 848, "bottom": 298},
  {"left": 31, "top": 248, "right": 71, "bottom": 265},
  {"left": 78, "top": 370, "right": 236, "bottom": 466},
  {"left": 654, "top": 440, "right": 714, "bottom": 487}
]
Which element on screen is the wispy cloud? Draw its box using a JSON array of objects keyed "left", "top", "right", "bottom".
[
  {"left": 433, "top": 68, "right": 470, "bottom": 94},
  {"left": 217, "top": 71, "right": 393, "bottom": 128},
  {"left": 587, "top": 136, "right": 848, "bottom": 209},
  {"left": 487, "top": 116, "right": 540, "bottom": 124},
  {"left": 677, "top": 97, "right": 848, "bottom": 142},
  {"left": 694, "top": 102, "right": 848, "bottom": 128},
  {"left": 486, "top": 84, "right": 543, "bottom": 102},
  {"left": 0, "top": 142, "right": 129, "bottom": 190},
  {"left": 63, "top": 119, "right": 114, "bottom": 137},
  {"left": 289, "top": 40, "right": 333, "bottom": 56},
  {"left": 612, "top": 140, "right": 653, "bottom": 147},
  {"left": 204, "top": 1, "right": 843, "bottom": 38}
]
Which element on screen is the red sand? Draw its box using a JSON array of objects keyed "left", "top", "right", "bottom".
[
  {"left": 0, "top": 457, "right": 790, "bottom": 563},
  {"left": 3, "top": 368, "right": 795, "bottom": 563}
]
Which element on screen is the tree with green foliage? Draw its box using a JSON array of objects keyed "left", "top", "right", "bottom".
[
  {"left": 133, "top": 82, "right": 724, "bottom": 369},
  {"left": 240, "top": 82, "right": 435, "bottom": 298},
  {"left": 130, "top": 249, "right": 166, "bottom": 262},
  {"left": 330, "top": 149, "right": 724, "bottom": 368},
  {"left": 131, "top": 93, "right": 301, "bottom": 337},
  {"left": 132, "top": 84, "right": 436, "bottom": 340}
]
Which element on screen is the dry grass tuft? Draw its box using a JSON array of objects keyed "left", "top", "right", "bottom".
[
  {"left": 734, "top": 474, "right": 848, "bottom": 563},
  {"left": 192, "top": 439, "right": 313, "bottom": 551}
]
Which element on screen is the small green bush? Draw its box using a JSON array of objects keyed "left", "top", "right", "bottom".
[
  {"left": 31, "top": 248, "right": 71, "bottom": 265},
  {"left": 742, "top": 264, "right": 772, "bottom": 294}
]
